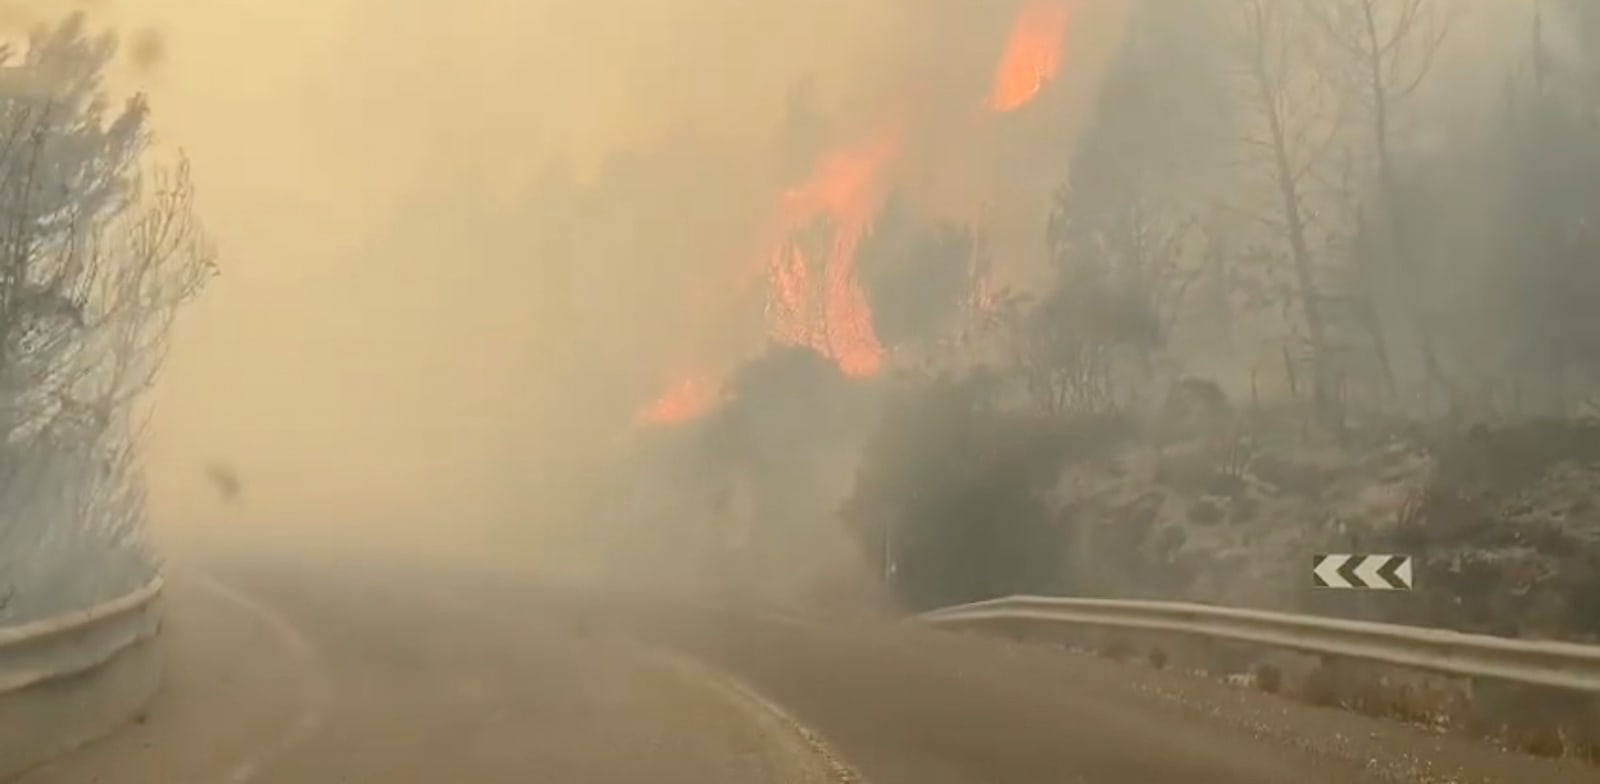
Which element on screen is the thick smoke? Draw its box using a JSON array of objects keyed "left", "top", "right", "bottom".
[
  {"left": 35, "top": 0, "right": 1584, "bottom": 629},
  {"left": 40, "top": 0, "right": 1130, "bottom": 557}
]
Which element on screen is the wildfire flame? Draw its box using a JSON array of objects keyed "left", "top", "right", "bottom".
[
  {"left": 765, "top": 128, "right": 898, "bottom": 378},
  {"left": 637, "top": 0, "right": 1074, "bottom": 427},
  {"left": 990, "top": 0, "right": 1073, "bottom": 112},
  {"left": 637, "top": 373, "right": 723, "bottom": 426}
]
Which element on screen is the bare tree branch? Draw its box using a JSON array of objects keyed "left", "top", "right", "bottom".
[
  {"left": 1303, "top": 0, "right": 1457, "bottom": 408},
  {"left": 0, "top": 14, "right": 211, "bottom": 623}
]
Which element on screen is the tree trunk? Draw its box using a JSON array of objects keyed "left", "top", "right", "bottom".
[
  {"left": 1256, "top": 67, "right": 1335, "bottom": 425},
  {"left": 1358, "top": 0, "right": 1455, "bottom": 410}
]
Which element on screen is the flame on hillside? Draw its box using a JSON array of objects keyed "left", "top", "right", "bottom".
[
  {"left": 637, "top": 0, "right": 1076, "bottom": 426},
  {"left": 991, "top": 0, "right": 1073, "bottom": 112},
  {"left": 637, "top": 373, "right": 723, "bottom": 426},
  {"left": 766, "top": 127, "right": 900, "bottom": 378}
]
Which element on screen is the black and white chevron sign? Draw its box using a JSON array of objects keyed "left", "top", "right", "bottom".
[{"left": 1312, "top": 554, "right": 1414, "bottom": 590}]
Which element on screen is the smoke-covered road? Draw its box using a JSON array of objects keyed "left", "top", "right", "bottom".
[{"left": 17, "top": 549, "right": 1595, "bottom": 784}]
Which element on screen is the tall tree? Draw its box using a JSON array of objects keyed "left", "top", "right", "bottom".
[
  {"left": 1228, "top": 0, "right": 1341, "bottom": 424},
  {"left": 0, "top": 15, "right": 213, "bottom": 621},
  {"left": 1049, "top": 0, "right": 1233, "bottom": 345},
  {"left": 1307, "top": 0, "right": 1453, "bottom": 408},
  {"left": 857, "top": 194, "right": 976, "bottom": 361}
]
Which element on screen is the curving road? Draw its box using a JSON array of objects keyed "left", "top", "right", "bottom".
[{"left": 16, "top": 545, "right": 1596, "bottom": 784}]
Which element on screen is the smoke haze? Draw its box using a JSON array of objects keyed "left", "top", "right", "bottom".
[
  {"left": 22, "top": 0, "right": 1564, "bottom": 592},
  {"left": 16, "top": 0, "right": 1125, "bottom": 553}
]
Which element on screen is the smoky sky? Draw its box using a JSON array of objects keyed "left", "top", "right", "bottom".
[
  {"left": 8, "top": 0, "right": 1119, "bottom": 545},
  {"left": 16, "top": 0, "right": 1543, "bottom": 552}
]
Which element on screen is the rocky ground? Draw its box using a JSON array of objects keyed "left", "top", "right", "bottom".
[
  {"left": 587, "top": 403, "right": 1600, "bottom": 758},
  {"left": 1044, "top": 412, "right": 1600, "bottom": 759},
  {"left": 1053, "top": 414, "right": 1600, "bottom": 642}
]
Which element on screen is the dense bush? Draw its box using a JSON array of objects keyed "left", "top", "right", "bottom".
[
  {"left": 842, "top": 370, "right": 1132, "bottom": 611},
  {"left": 0, "top": 16, "right": 212, "bottom": 623}
]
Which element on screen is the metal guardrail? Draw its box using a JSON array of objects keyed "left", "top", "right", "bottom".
[
  {"left": 0, "top": 575, "right": 165, "bottom": 695},
  {"left": 0, "top": 575, "right": 165, "bottom": 780},
  {"left": 918, "top": 594, "right": 1600, "bottom": 693}
]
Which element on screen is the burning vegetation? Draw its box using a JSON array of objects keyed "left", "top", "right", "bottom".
[
  {"left": 580, "top": 0, "right": 1600, "bottom": 672},
  {"left": 990, "top": 0, "right": 1074, "bottom": 112},
  {"left": 636, "top": 0, "right": 1078, "bottom": 426}
]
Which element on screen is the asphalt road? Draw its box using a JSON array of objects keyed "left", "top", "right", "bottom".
[{"left": 16, "top": 547, "right": 1597, "bottom": 784}]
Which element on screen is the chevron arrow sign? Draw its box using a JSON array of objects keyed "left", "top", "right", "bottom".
[{"left": 1312, "top": 554, "right": 1414, "bottom": 590}]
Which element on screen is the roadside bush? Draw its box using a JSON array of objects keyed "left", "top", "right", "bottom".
[
  {"left": 0, "top": 15, "right": 213, "bottom": 623},
  {"left": 843, "top": 369, "right": 1130, "bottom": 611}
]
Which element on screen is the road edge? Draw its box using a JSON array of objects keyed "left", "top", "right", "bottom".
[
  {"left": 645, "top": 646, "right": 869, "bottom": 784},
  {"left": 0, "top": 629, "right": 162, "bottom": 782}
]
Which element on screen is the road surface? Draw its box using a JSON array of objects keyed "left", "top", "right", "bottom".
[{"left": 15, "top": 547, "right": 1596, "bottom": 784}]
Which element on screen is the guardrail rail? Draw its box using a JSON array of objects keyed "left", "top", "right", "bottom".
[
  {"left": 918, "top": 594, "right": 1600, "bottom": 693},
  {"left": 0, "top": 575, "right": 165, "bottom": 780}
]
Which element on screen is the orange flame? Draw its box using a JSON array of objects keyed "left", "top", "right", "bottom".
[
  {"left": 637, "top": 373, "right": 723, "bottom": 426},
  {"left": 990, "top": 0, "right": 1073, "bottom": 112},
  {"left": 765, "top": 128, "right": 898, "bottom": 377},
  {"left": 637, "top": 3, "right": 1077, "bottom": 427}
]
